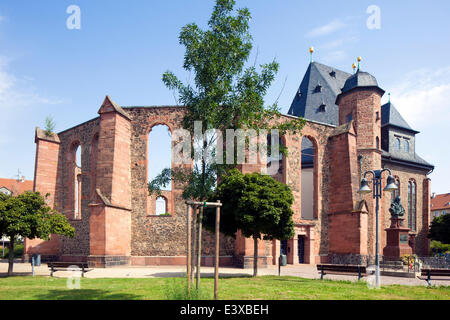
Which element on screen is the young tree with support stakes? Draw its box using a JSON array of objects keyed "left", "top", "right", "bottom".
[
  {"left": 204, "top": 169, "right": 295, "bottom": 277},
  {"left": 0, "top": 191, "right": 75, "bottom": 276},
  {"left": 149, "top": 0, "right": 304, "bottom": 289}
]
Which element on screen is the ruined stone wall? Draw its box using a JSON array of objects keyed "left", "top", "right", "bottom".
[
  {"left": 125, "top": 107, "right": 235, "bottom": 260},
  {"left": 56, "top": 117, "right": 100, "bottom": 257},
  {"left": 282, "top": 118, "right": 336, "bottom": 263}
]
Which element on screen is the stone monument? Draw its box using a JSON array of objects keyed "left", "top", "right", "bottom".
[{"left": 383, "top": 197, "right": 413, "bottom": 260}]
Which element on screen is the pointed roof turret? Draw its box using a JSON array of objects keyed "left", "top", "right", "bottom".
[
  {"left": 98, "top": 95, "right": 131, "bottom": 121},
  {"left": 381, "top": 101, "right": 419, "bottom": 134},
  {"left": 336, "top": 70, "right": 385, "bottom": 105}
]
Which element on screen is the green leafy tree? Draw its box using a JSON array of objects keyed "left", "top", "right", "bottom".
[
  {"left": 204, "top": 169, "right": 295, "bottom": 276},
  {"left": 0, "top": 191, "right": 75, "bottom": 276},
  {"left": 150, "top": 0, "right": 305, "bottom": 201},
  {"left": 428, "top": 214, "right": 450, "bottom": 245}
]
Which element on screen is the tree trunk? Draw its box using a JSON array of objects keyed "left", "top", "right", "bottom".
[
  {"left": 7, "top": 236, "right": 15, "bottom": 276},
  {"left": 253, "top": 234, "right": 258, "bottom": 277}
]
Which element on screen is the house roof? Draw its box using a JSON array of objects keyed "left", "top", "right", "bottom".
[
  {"left": 338, "top": 70, "right": 384, "bottom": 98},
  {"left": 288, "top": 62, "right": 351, "bottom": 126},
  {"left": 381, "top": 102, "right": 420, "bottom": 134},
  {"left": 381, "top": 149, "right": 434, "bottom": 171},
  {"left": 0, "top": 178, "right": 33, "bottom": 195},
  {"left": 431, "top": 193, "right": 450, "bottom": 211}
]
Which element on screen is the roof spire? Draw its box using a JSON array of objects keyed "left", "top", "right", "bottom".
[
  {"left": 357, "top": 56, "right": 362, "bottom": 71},
  {"left": 352, "top": 62, "right": 357, "bottom": 74},
  {"left": 388, "top": 92, "right": 391, "bottom": 103},
  {"left": 309, "top": 47, "right": 314, "bottom": 63}
]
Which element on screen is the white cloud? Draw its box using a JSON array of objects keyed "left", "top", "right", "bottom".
[
  {"left": 385, "top": 67, "right": 450, "bottom": 128},
  {"left": 306, "top": 19, "right": 346, "bottom": 38},
  {"left": 0, "top": 56, "right": 62, "bottom": 113},
  {"left": 386, "top": 67, "right": 450, "bottom": 194},
  {"left": 321, "top": 50, "right": 347, "bottom": 64}
]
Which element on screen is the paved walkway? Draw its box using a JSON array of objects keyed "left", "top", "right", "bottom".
[{"left": 1, "top": 262, "right": 449, "bottom": 287}]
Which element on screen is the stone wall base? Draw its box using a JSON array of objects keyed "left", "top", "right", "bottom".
[
  {"left": 22, "top": 254, "right": 59, "bottom": 263},
  {"left": 233, "top": 255, "right": 271, "bottom": 269},
  {"left": 60, "top": 255, "right": 88, "bottom": 263},
  {"left": 131, "top": 256, "right": 234, "bottom": 267},
  {"left": 88, "top": 255, "right": 131, "bottom": 268},
  {"left": 329, "top": 253, "right": 376, "bottom": 266}
]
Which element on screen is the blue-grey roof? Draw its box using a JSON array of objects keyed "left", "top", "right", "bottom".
[
  {"left": 382, "top": 150, "right": 434, "bottom": 171},
  {"left": 288, "top": 62, "right": 351, "bottom": 126},
  {"left": 288, "top": 61, "right": 432, "bottom": 171},
  {"left": 340, "top": 71, "right": 382, "bottom": 94},
  {"left": 381, "top": 102, "right": 419, "bottom": 134}
]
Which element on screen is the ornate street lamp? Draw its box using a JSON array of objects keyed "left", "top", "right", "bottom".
[{"left": 358, "top": 168, "right": 398, "bottom": 288}]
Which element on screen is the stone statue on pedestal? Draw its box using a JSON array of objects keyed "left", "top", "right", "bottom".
[
  {"left": 389, "top": 196, "right": 405, "bottom": 218},
  {"left": 384, "top": 195, "right": 412, "bottom": 260}
]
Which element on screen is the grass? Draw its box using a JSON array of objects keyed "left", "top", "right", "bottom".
[{"left": 0, "top": 276, "right": 448, "bottom": 300}]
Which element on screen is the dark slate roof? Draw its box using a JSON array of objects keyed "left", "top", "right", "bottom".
[
  {"left": 381, "top": 150, "right": 434, "bottom": 171},
  {"left": 381, "top": 102, "right": 420, "bottom": 134},
  {"left": 288, "top": 62, "right": 351, "bottom": 126},
  {"left": 340, "top": 70, "right": 383, "bottom": 95}
]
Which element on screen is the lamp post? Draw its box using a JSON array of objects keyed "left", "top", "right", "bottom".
[{"left": 358, "top": 168, "right": 398, "bottom": 288}]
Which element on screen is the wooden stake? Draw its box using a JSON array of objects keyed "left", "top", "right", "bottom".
[
  {"left": 196, "top": 206, "right": 204, "bottom": 290},
  {"left": 214, "top": 201, "right": 221, "bottom": 300},
  {"left": 191, "top": 206, "right": 197, "bottom": 287},
  {"left": 186, "top": 204, "right": 191, "bottom": 291}
]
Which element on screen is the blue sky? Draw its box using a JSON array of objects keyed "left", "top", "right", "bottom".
[{"left": 0, "top": 0, "right": 449, "bottom": 194}]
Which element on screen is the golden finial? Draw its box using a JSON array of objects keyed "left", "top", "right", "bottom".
[
  {"left": 357, "top": 56, "right": 362, "bottom": 71},
  {"left": 352, "top": 63, "right": 357, "bottom": 74},
  {"left": 357, "top": 56, "right": 362, "bottom": 62},
  {"left": 309, "top": 47, "right": 314, "bottom": 63}
]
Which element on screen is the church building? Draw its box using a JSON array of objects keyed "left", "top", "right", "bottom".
[{"left": 24, "top": 58, "right": 434, "bottom": 267}]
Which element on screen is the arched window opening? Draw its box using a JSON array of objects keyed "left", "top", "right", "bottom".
[
  {"left": 395, "top": 138, "right": 401, "bottom": 151},
  {"left": 148, "top": 125, "right": 172, "bottom": 191},
  {"left": 71, "top": 143, "right": 82, "bottom": 220},
  {"left": 408, "top": 180, "right": 417, "bottom": 231},
  {"left": 301, "top": 137, "right": 316, "bottom": 220},
  {"left": 75, "top": 174, "right": 82, "bottom": 219},
  {"left": 148, "top": 124, "right": 172, "bottom": 215},
  {"left": 392, "top": 177, "right": 400, "bottom": 203},
  {"left": 404, "top": 140, "right": 410, "bottom": 153},
  {"left": 155, "top": 196, "right": 168, "bottom": 216},
  {"left": 266, "top": 134, "right": 284, "bottom": 182}
]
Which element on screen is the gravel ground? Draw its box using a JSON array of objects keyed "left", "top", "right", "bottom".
[{"left": 1, "top": 262, "right": 449, "bottom": 287}]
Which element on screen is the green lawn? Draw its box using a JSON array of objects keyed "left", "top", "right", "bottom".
[{"left": 0, "top": 276, "right": 448, "bottom": 300}]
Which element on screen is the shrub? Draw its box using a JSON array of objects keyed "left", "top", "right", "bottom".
[
  {"left": 2, "top": 243, "right": 24, "bottom": 258},
  {"left": 430, "top": 240, "right": 450, "bottom": 255}
]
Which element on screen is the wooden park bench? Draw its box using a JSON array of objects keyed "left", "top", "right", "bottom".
[
  {"left": 418, "top": 268, "right": 450, "bottom": 286},
  {"left": 317, "top": 264, "right": 369, "bottom": 281},
  {"left": 48, "top": 262, "right": 91, "bottom": 277}
]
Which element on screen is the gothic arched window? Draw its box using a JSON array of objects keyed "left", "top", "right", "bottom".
[{"left": 408, "top": 180, "right": 417, "bottom": 231}]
